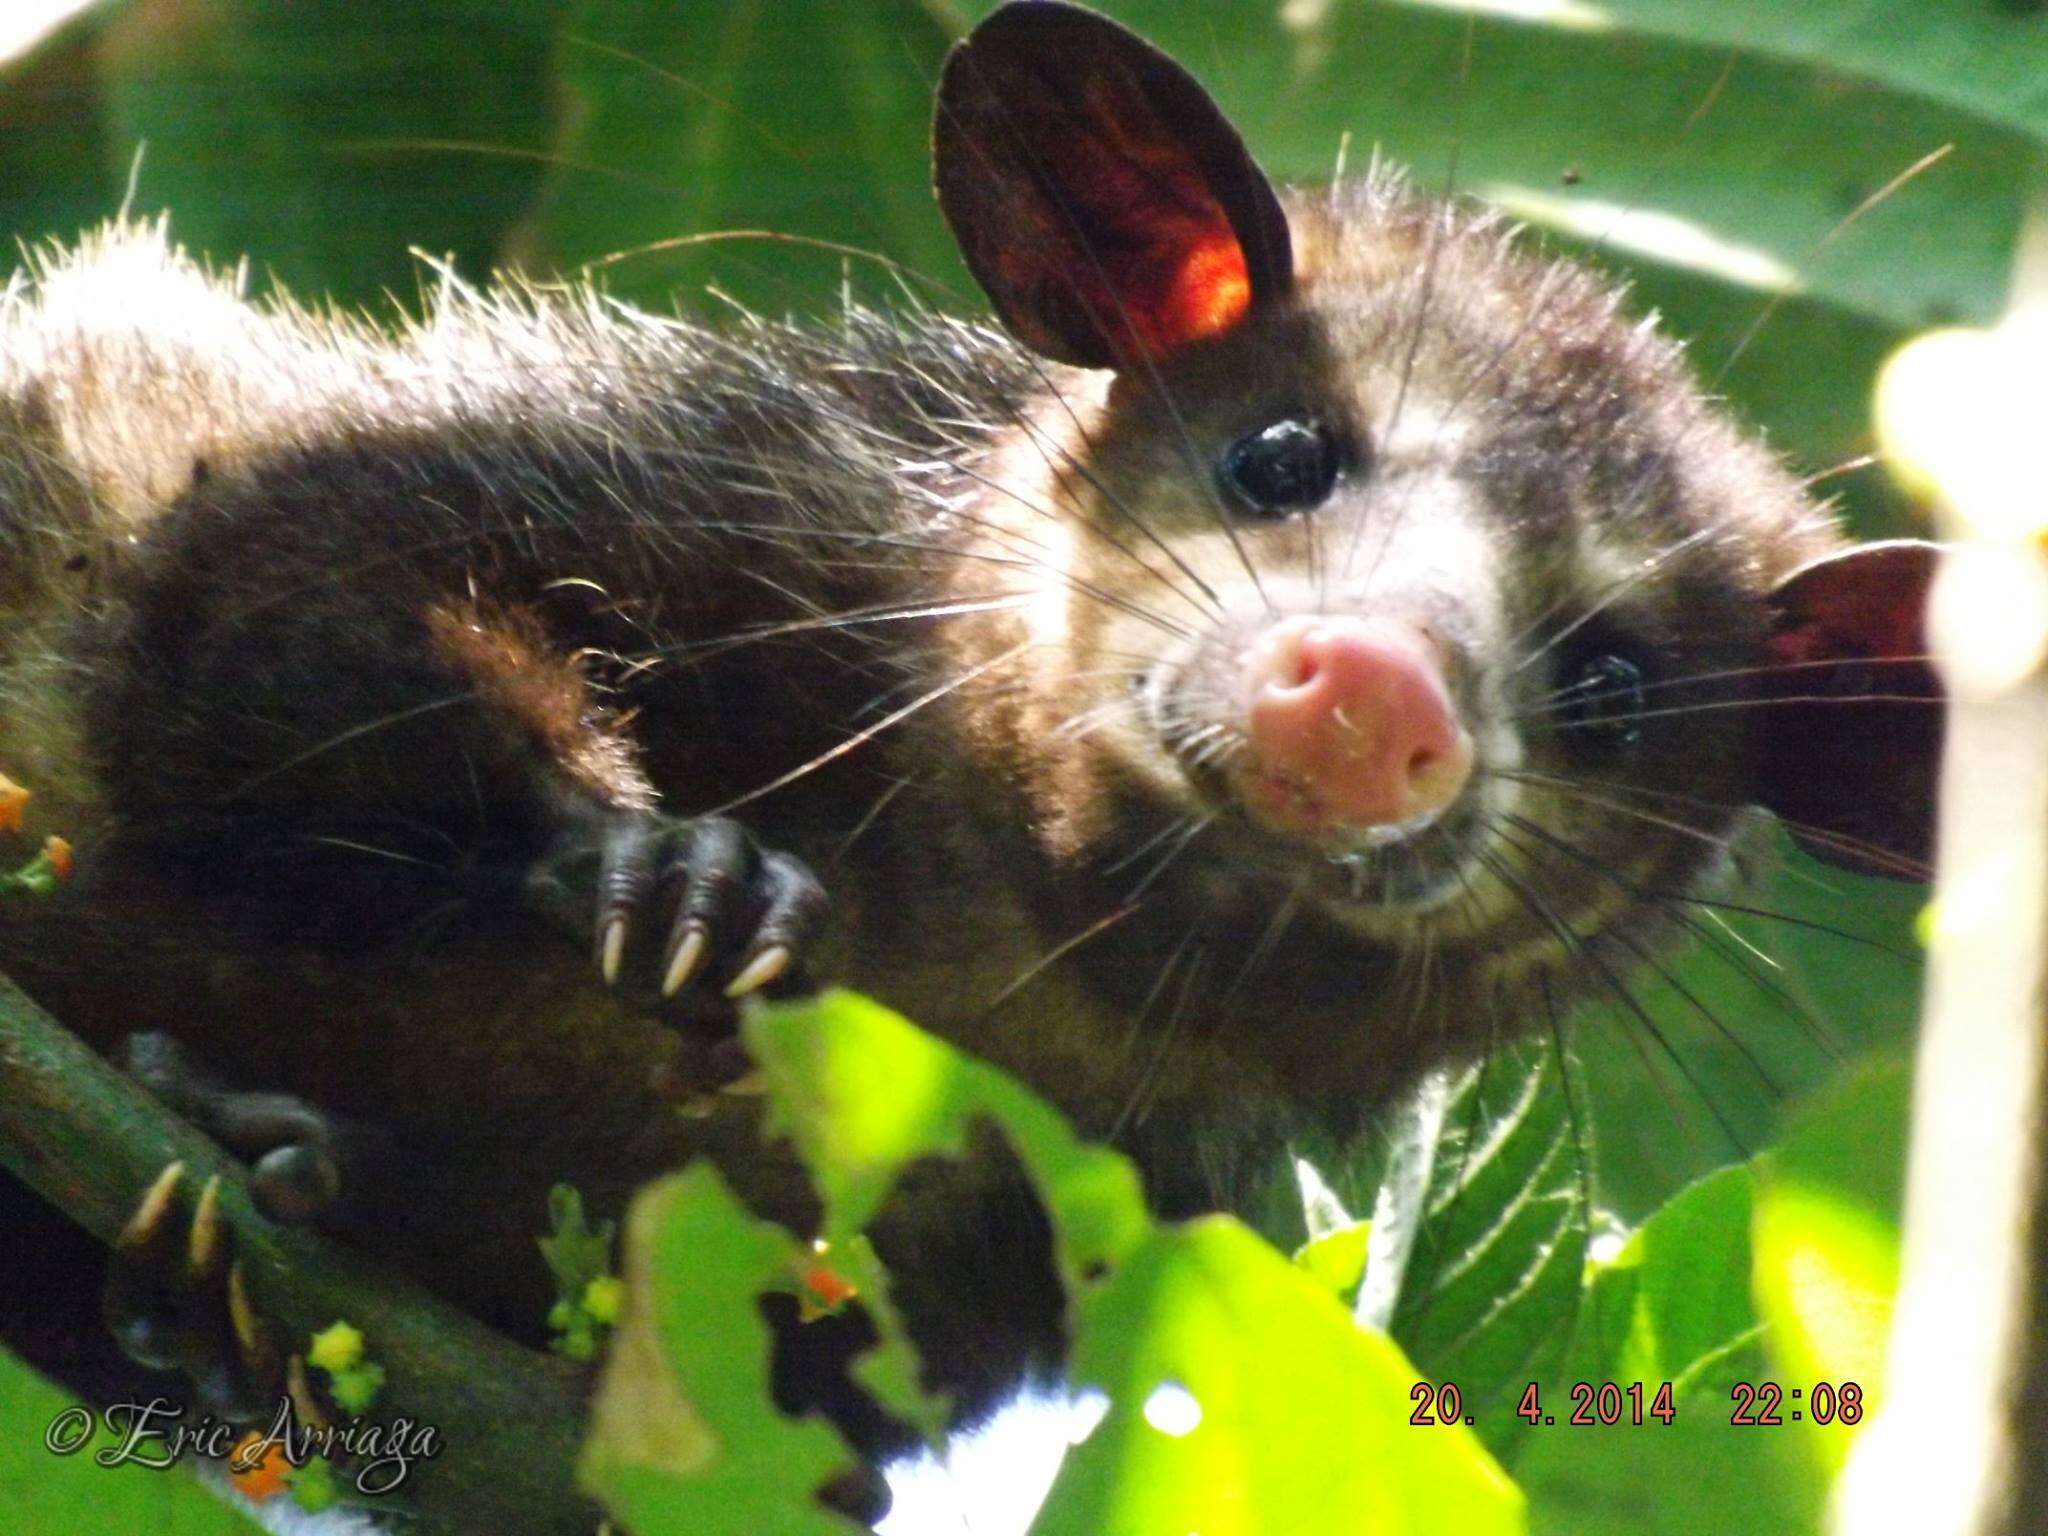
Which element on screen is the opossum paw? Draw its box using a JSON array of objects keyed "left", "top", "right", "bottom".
[
  {"left": 118, "top": 1032, "right": 386, "bottom": 1227},
  {"left": 104, "top": 1162, "right": 285, "bottom": 1421},
  {"left": 525, "top": 808, "right": 830, "bottom": 1007}
]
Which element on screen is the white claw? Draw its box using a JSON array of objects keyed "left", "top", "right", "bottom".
[
  {"left": 121, "top": 1161, "right": 185, "bottom": 1247},
  {"left": 718, "top": 1069, "right": 769, "bottom": 1097},
  {"left": 600, "top": 916, "right": 627, "bottom": 986},
  {"left": 661, "top": 926, "right": 710, "bottom": 998},
  {"left": 724, "top": 944, "right": 792, "bottom": 999}
]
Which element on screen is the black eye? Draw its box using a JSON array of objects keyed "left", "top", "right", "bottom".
[
  {"left": 1220, "top": 417, "right": 1340, "bottom": 517},
  {"left": 1556, "top": 652, "right": 1646, "bottom": 751}
]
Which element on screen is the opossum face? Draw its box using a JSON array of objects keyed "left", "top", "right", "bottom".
[{"left": 937, "top": 2, "right": 1942, "bottom": 990}]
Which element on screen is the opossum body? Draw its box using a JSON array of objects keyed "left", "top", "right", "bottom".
[{"left": 0, "top": 0, "right": 1939, "bottom": 1480}]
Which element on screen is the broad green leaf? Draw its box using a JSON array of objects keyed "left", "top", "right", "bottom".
[
  {"left": 1381, "top": 1050, "right": 1591, "bottom": 1458},
  {"left": 745, "top": 987, "right": 1151, "bottom": 1435},
  {"left": 1752, "top": 1057, "right": 1907, "bottom": 1473},
  {"left": 1515, "top": 1337, "right": 1825, "bottom": 1536},
  {"left": 1570, "top": 836, "right": 1925, "bottom": 1222},
  {"left": 1515, "top": 1168, "right": 1826, "bottom": 1533},
  {"left": 578, "top": 1162, "right": 860, "bottom": 1536},
  {"left": 531, "top": 0, "right": 962, "bottom": 311},
  {"left": 1557, "top": 1166, "right": 1761, "bottom": 1394},
  {"left": 1046, "top": 1217, "right": 1525, "bottom": 1536},
  {"left": 748, "top": 991, "right": 1523, "bottom": 1535},
  {"left": 1465, "top": 0, "right": 2048, "bottom": 142},
  {"left": 747, "top": 989, "right": 1151, "bottom": 1285},
  {"left": 0, "top": 8, "right": 118, "bottom": 263},
  {"left": 0, "top": 1347, "right": 268, "bottom": 1536},
  {"left": 98, "top": 0, "right": 562, "bottom": 304}
]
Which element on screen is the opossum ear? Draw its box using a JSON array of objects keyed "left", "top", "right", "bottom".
[
  {"left": 933, "top": 0, "right": 1293, "bottom": 370},
  {"left": 1751, "top": 540, "right": 1944, "bottom": 879}
]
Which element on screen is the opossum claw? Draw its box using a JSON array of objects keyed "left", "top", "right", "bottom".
[
  {"left": 533, "top": 806, "right": 829, "bottom": 1006},
  {"left": 104, "top": 1164, "right": 283, "bottom": 1421},
  {"left": 661, "top": 923, "right": 709, "bottom": 998},
  {"left": 600, "top": 914, "right": 628, "bottom": 986},
  {"left": 725, "top": 945, "right": 791, "bottom": 999}
]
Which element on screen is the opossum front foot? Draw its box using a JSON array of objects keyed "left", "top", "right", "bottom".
[
  {"left": 524, "top": 807, "right": 830, "bottom": 1007},
  {"left": 104, "top": 1162, "right": 285, "bottom": 1421},
  {"left": 119, "top": 1032, "right": 389, "bottom": 1226}
]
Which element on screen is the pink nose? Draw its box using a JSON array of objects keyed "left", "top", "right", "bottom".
[{"left": 1241, "top": 615, "right": 1473, "bottom": 833}]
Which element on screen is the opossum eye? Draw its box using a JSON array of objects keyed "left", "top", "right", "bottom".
[
  {"left": 1556, "top": 652, "right": 1646, "bottom": 750},
  {"left": 1220, "top": 417, "right": 1340, "bottom": 517}
]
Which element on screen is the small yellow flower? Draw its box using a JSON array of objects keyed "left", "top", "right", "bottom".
[
  {"left": 307, "top": 1320, "right": 365, "bottom": 1373},
  {"left": 581, "top": 1274, "right": 624, "bottom": 1325}
]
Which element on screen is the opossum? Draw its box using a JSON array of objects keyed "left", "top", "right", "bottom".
[{"left": 0, "top": 0, "right": 1942, "bottom": 1517}]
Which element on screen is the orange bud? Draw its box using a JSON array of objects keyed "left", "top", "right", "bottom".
[
  {"left": 228, "top": 1431, "right": 290, "bottom": 1502},
  {"left": 41, "top": 836, "right": 70, "bottom": 881},
  {"left": 0, "top": 775, "right": 28, "bottom": 834},
  {"left": 798, "top": 1262, "right": 858, "bottom": 1320}
]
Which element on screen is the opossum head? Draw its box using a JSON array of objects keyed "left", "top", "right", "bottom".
[{"left": 934, "top": 1, "right": 1942, "bottom": 1021}]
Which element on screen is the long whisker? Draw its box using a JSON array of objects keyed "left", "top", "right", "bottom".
[
  {"left": 1506, "top": 523, "right": 1723, "bottom": 674},
  {"left": 1341, "top": 17, "right": 1475, "bottom": 596},
  {"left": 1486, "top": 764, "right": 1932, "bottom": 884},
  {"left": 974, "top": 903, "right": 1145, "bottom": 1021},
  {"left": 1712, "top": 143, "right": 1955, "bottom": 389},
  {"left": 1476, "top": 833, "right": 1750, "bottom": 1156},
  {"left": 1115, "top": 945, "right": 1211, "bottom": 1140},
  {"left": 710, "top": 640, "right": 1034, "bottom": 816},
  {"left": 1119, "top": 813, "right": 1223, "bottom": 905},
  {"left": 1497, "top": 810, "right": 1782, "bottom": 1095},
  {"left": 1516, "top": 652, "right": 1938, "bottom": 720}
]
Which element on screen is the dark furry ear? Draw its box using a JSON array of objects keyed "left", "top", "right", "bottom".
[
  {"left": 1751, "top": 540, "right": 1944, "bottom": 879},
  {"left": 933, "top": 0, "right": 1293, "bottom": 369}
]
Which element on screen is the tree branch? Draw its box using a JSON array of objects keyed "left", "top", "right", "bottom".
[{"left": 0, "top": 970, "right": 598, "bottom": 1536}]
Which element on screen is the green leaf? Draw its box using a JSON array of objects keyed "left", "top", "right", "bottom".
[
  {"left": 1570, "top": 839, "right": 1926, "bottom": 1222},
  {"left": 1460, "top": 0, "right": 2048, "bottom": 141},
  {"left": 578, "top": 1161, "right": 860, "bottom": 1536},
  {"left": 1379, "top": 1050, "right": 1591, "bottom": 1459},
  {"left": 746, "top": 991, "right": 1523, "bottom": 1534},
  {"left": 745, "top": 987, "right": 1154, "bottom": 1436},
  {"left": 0, "top": 1347, "right": 269, "bottom": 1536},
  {"left": 1558, "top": 1166, "right": 1762, "bottom": 1393},
  {"left": 98, "top": 0, "right": 562, "bottom": 304},
  {"left": 1752, "top": 1057, "right": 1907, "bottom": 1472},
  {"left": 747, "top": 989, "right": 1152, "bottom": 1286},
  {"left": 531, "top": 0, "right": 963, "bottom": 311},
  {"left": 1293, "top": 1222, "right": 1371, "bottom": 1301},
  {"left": 1045, "top": 1217, "right": 1525, "bottom": 1536},
  {"left": 1516, "top": 1337, "right": 1825, "bottom": 1536},
  {"left": 538, "top": 1182, "right": 617, "bottom": 1302},
  {"left": 1514, "top": 1167, "right": 1825, "bottom": 1534},
  {"left": 0, "top": 7, "right": 119, "bottom": 263}
]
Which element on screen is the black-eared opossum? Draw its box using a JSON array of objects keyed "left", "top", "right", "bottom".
[{"left": 0, "top": 0, "right": 1942, "bottom": 1510}]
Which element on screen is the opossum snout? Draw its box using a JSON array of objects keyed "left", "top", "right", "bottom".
[{"left": 1237, "top": 615, "right": 1473, "bottom": 834}]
